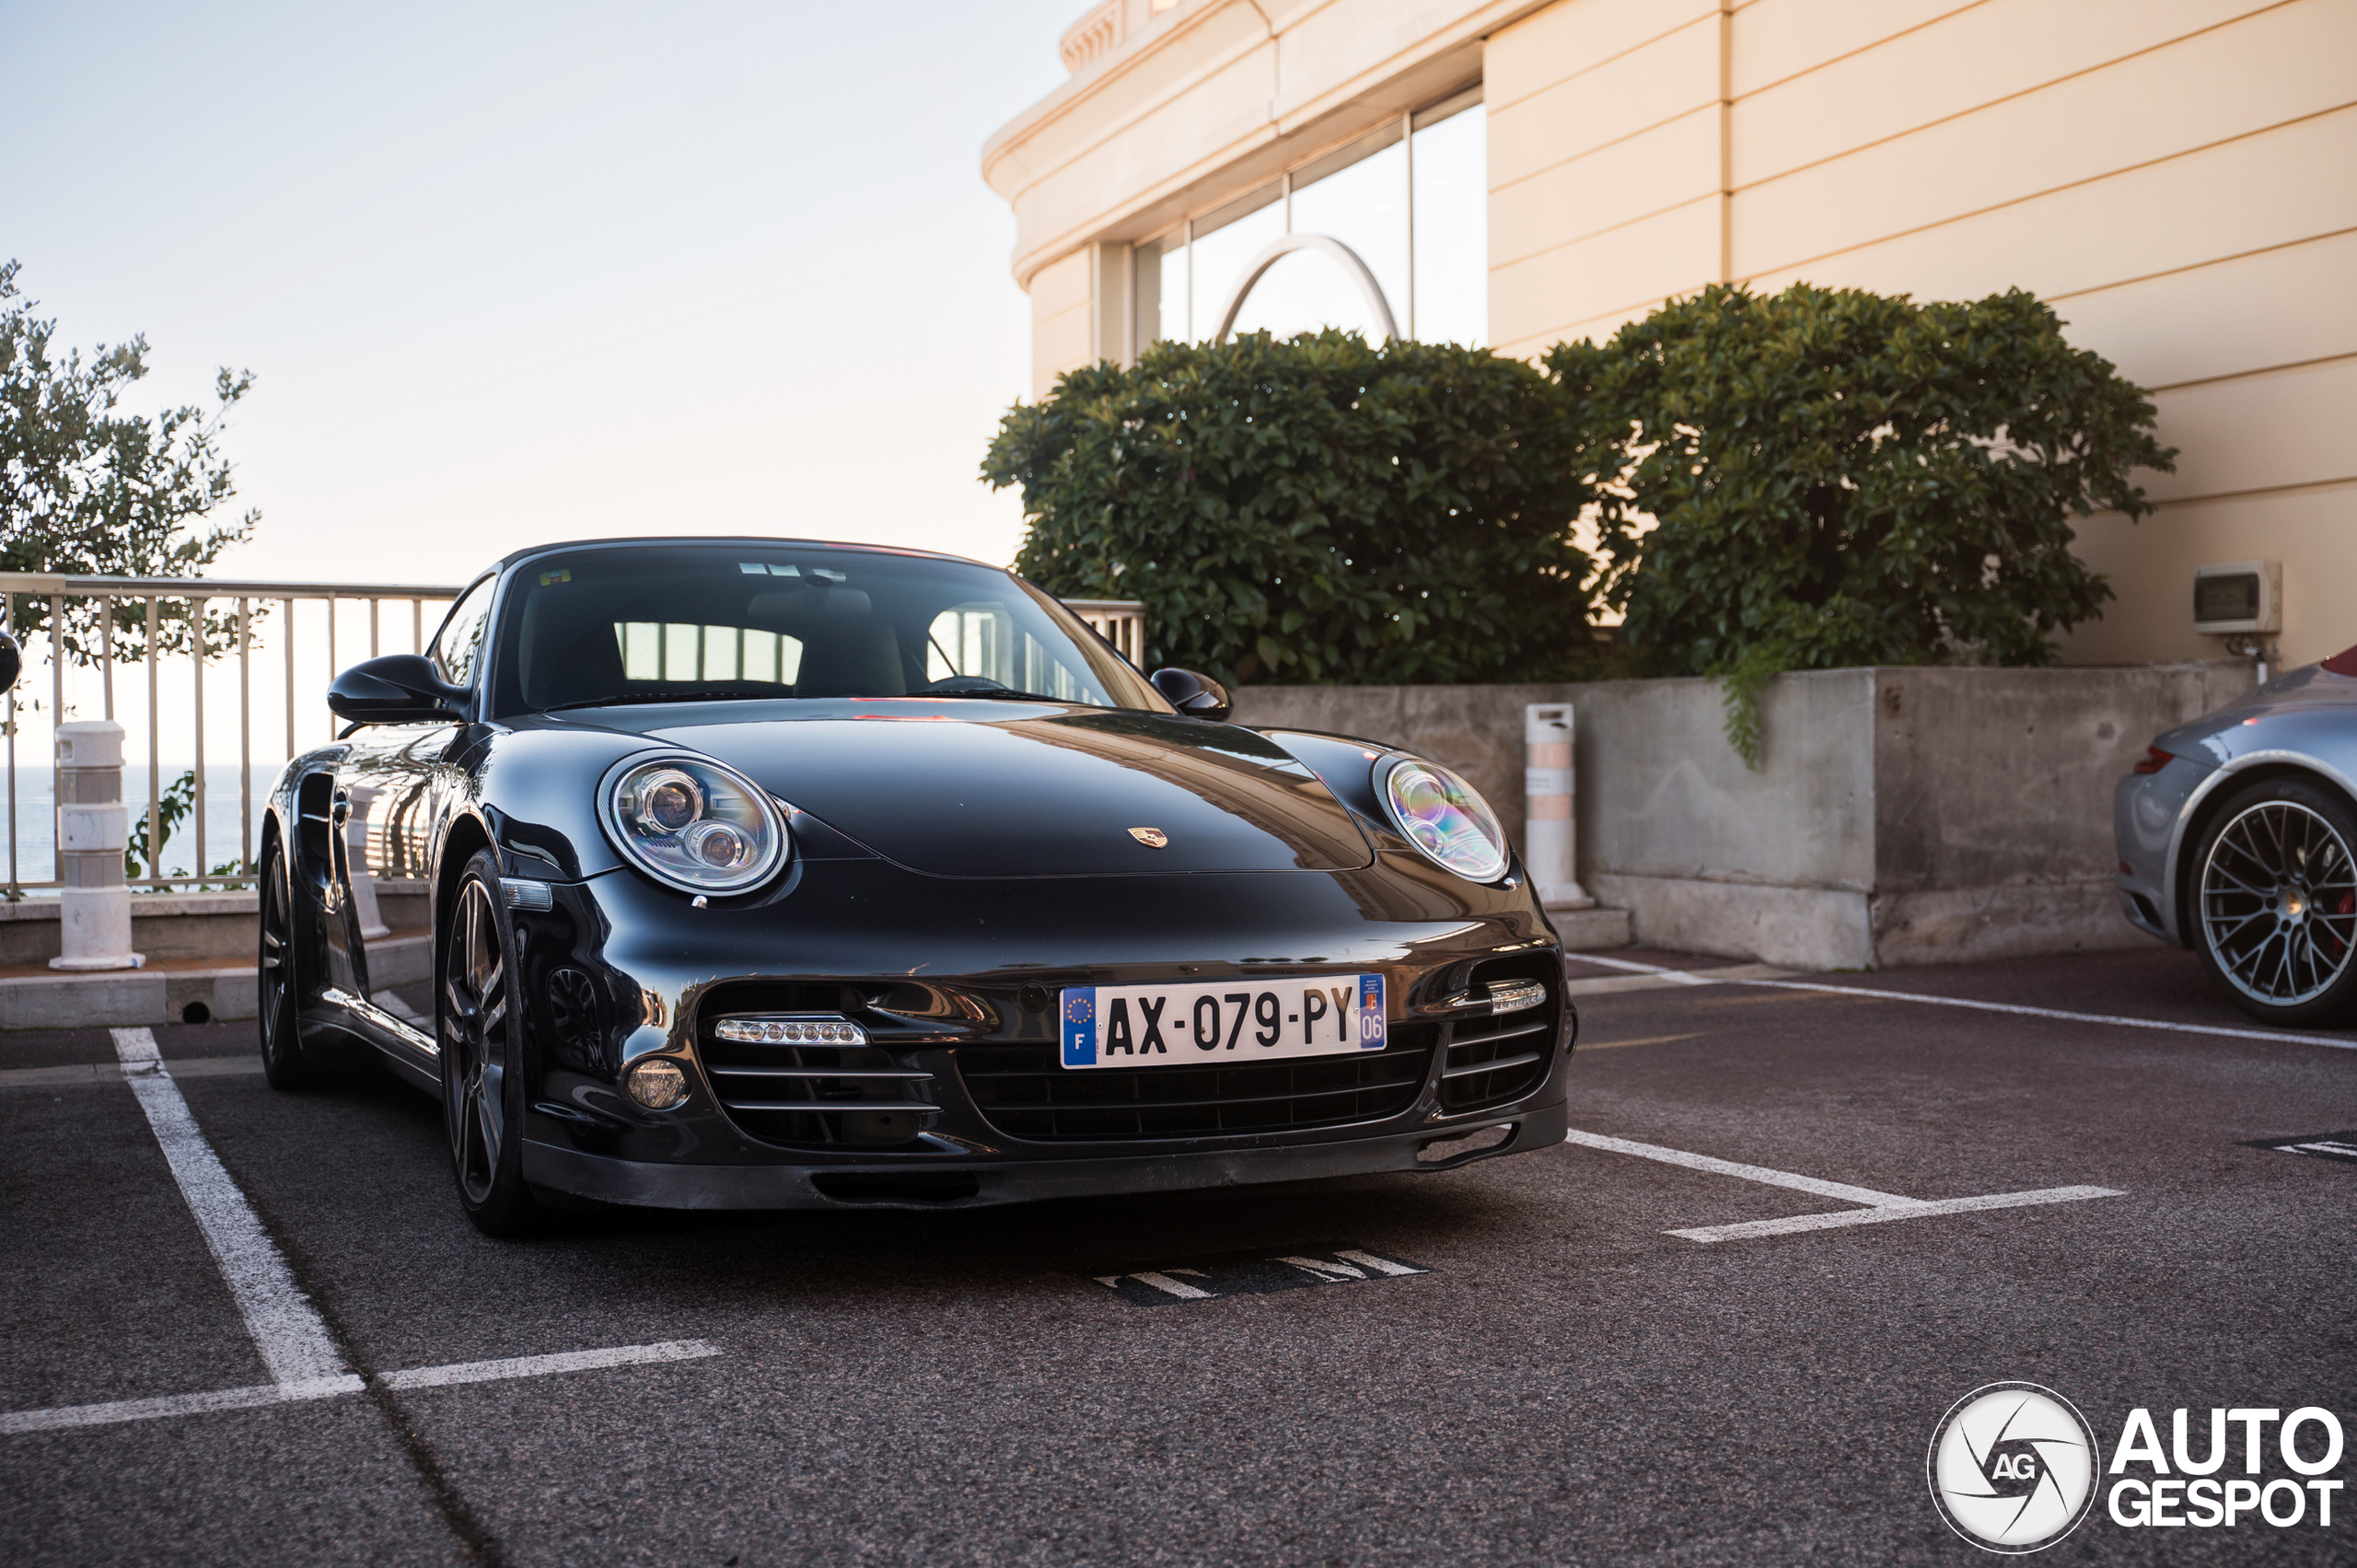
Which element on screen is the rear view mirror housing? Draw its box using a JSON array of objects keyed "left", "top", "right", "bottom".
[
  {"left": 1150, "top": 667, "right": 1232, "bottom": 721},
  {"left": 328, "top": 654, "right": 471, "bottom": 731},
  {"left": 0, "top": 631, "right": 17, "bottom": 693}
]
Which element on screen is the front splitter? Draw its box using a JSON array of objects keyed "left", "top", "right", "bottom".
[{"left": 522, "top": 1099, "right": 1568, "bottom": 1210}]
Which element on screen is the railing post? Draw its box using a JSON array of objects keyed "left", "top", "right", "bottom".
[{"left": 51, "top": 719, "right": 143, "bottom": 971}]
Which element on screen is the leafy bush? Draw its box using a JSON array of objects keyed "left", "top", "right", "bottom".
[
  {"left": 1548, "top": 284, "right": 2175, "bottom": 761},
  {"left": 1, "top": 261, "right": 259, "bottom": 667},
  {"left": 982, "top": 331, "right": 1594, "bottom": 686}
]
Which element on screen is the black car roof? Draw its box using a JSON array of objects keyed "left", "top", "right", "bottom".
[{"left": 495, "top": 536, "right": 997, "bottom": 574}]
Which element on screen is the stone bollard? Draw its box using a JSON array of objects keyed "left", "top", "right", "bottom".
[
  {"left": 1524, "top": 703, "right": 1594, "bottom": 912},
  {"left": 52, "top": 720, "right": 145, "bottom": 970}
]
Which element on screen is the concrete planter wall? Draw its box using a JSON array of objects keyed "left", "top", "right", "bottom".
[{"left": 1232, "top": 661, "right": 2255, "bottom": 971}]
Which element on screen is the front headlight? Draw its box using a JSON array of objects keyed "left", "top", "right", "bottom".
[
  {"left": 1381, "top": 758, "right": 1510, "bottom": 883},
  {"left": 600, "top": 755, "right": 787, "bottom": 894}
]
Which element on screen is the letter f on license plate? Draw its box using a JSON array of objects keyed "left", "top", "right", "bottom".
[{"left": 1062, "top": 975, "right": 1386, "bottom": 1069}]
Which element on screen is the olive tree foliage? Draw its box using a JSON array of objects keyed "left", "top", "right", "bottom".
[
  {"left": 1548, "top": 284, "right": 2176, "bottom": 762},
  {"left": 1, "top": 260, "right": 259, "bottom": 667},
  {"left": 983, "top": 331, "right": 1595, "bottom": 687}
]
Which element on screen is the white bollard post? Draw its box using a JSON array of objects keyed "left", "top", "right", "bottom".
[
  {"left": 1525, "top": 703, "right": 1594, "bottom": 911},
  {"left": 52, "top": 720, "right": 145, "bottom": 970}
]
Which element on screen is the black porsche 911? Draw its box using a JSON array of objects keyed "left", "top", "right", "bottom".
[{"left": 265, "top": 538, "right": 1575, "bottom": 1233}]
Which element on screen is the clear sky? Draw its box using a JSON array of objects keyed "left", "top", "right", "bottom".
[{"left": 1, "top": 0, "right": 1083, "bottom": 588}]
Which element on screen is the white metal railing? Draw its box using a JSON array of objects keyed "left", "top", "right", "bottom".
[
  {"left": 0, "top": 575, "right": 1152, "bottom": 900},
  {"left": 0, "top": 573, "right": 463, "bottom": 898},
  {"left": 1064, "top": 599, "right": 1149, "bottom": 667}
]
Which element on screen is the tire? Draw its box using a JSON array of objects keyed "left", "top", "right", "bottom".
[
  {"left": 440, "top": 850, "right": 544, "bottom": 1237},
  {"left": 258, "top": 842, "right": 317, "bottom": 1090},
  {"left": 2189, "top": 777, "right": 2357, "bottom": 1028}
]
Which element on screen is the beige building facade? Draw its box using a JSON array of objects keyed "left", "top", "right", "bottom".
[{"left": 984, "top": 0, "right": 2355, "bottom": 669}]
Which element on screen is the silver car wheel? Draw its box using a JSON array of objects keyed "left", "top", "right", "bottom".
[{"left": 2199, "top": 799, "right": 2357, "bottom": 1007}]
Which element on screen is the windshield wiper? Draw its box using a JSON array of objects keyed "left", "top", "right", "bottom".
[
  {"left": 913, "top": 678, "right": 1063, "bottom": 702},
  {"left": 540, "top": 691, "right": 791, "bottom": 714}
]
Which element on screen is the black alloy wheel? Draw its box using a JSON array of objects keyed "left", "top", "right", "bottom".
[
  {"left": 440, "top": 849, "right": 543, "bottom": 1235},
  {"left": 258, "top": 842, "right": 315, "bottom": 1089},
  {"left": 2191, "top": 778, "right": 2357, "bottom": 1027}
]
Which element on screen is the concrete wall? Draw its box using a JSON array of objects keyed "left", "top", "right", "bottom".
[{"left": 1234, "top": 660, "right": 2257, "bottom": 970}]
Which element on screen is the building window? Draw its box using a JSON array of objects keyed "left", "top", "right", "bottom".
[{"left": 1132, "top": 84, "right": 1485, "bottom": 350}]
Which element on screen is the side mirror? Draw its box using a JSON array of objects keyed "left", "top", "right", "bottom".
[
  {"left": 0, "top": 631, "right": 17, "bottom": 693},
  {"left": 1150, "top": 667, "right": 1232, "bottom": 721},
  {"left": 328, "top": 654, "right": 470, "bottom": 730}
]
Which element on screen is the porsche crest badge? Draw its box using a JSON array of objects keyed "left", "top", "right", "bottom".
[{"left": 1127, "top": 827, "right": 1169, "bottom": 849}]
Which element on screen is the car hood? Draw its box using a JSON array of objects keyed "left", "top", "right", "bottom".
[{"left": 575, "top": 699, "right": 1375, "bottom": 877}]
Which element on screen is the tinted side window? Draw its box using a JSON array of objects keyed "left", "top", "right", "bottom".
[{"left": 431, "top": 576, "right": 498, "bottom": 687}]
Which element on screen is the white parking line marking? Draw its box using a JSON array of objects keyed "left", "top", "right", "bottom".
[
  {"left": 1565, "top": 1130, "right": 1917, "bottom": 1207},
  {"left": 0, "top": 1377, "right": 365, "bottom": 1434},
  {"left": 0, "top": 1055, "right": 265, "bottom": 1091},
  {"left": 377, "top": 1339, "right": 720, "bottom": 1390},
  {"left": 1, "top": 1341, "right": 724, "bottom": 1435},
  {"left": 1570, "top": 953, "right": 2357, "bottom": 1050},
  {"left": 1333, "top": 1249, "right": 1425, "bottom": 1276},
  {"left": 1567, "top": 1127, "right": 2125, "bottom": 1244},
  {"left": 110, "top": 1028, "right": 348, "bottom": 1386},
  {"left": 1665, "top": 1186, "right": 2123, "bottom": 1244}
]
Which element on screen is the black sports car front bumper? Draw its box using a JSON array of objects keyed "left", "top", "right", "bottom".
[{"left": 523, "top": 1099, "right": 1569, "bottom": 1210}]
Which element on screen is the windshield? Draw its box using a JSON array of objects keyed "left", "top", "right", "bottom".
[{"left": 488, "top": 543, "right": 1167, "bottom": 716}]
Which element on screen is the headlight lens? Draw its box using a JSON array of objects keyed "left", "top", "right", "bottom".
[
  {"left": 1382, "top": 758, "right": 1509, "bottom": 883},
  {"left": 603, "top": 756, "right": 787, "bottom": 894}
]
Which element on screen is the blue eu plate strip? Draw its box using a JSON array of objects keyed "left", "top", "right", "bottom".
[
  {"left": 1357, "top": 974, "right": 1387, "bottom": 1050},
  {"left": 1062, "top": 987, "right": 1098, "bottom": 1067}
]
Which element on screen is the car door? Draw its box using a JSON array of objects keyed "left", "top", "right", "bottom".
[{"left": 330, "top": 574, "right": 498, "bottom": 1015}]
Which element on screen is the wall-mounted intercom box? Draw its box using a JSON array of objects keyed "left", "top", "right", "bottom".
[{"left": 2192, "top": 561, "right": 2281, "bottom": 636}]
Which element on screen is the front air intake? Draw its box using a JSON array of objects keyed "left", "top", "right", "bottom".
[{"left": 1437, "top": 958, "right": 1562, "bottom": 1112}]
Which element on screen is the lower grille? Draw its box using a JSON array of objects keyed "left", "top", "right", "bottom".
[
  {"left": 1438, "top": 958, "right": 1562, "bottom": 1112},
  {"left": 701, "top": 1040, "right": 937, "bottom": 1147},
  {"left": 959, "top": 1023, "right": 1438, "bottom": 1142}
]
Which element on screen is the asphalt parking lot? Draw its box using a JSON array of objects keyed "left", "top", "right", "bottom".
[{"left": 3, "top": 942, "right": 2352, "bottom": 1566}]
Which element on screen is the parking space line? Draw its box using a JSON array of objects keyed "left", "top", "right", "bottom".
[
  {"left": 2, "top": 1340, "right": 725, "bottom": 1435},
  {"left": 1571, "top": 953, "right": 2357, "bottom": 1050},
  {"left": 0, "top": 1378, "right": 358, "bottom": 1435},
  {"left": 1565, "top": 1130, "right": 1917, "bottom": 1206},
  {"left": 1566, "top": 1127, "right": 2125, "bottom": 1244},
  {"left": 1665, "top": 1186, "right": 2123, "bottom": 1243},
  {"left": 109, "top": 1027, "right": 349, "bottom": 1387},
  {"left": 377, "top": 1340, "right": 720, "bottom": 1390},
  {"left": 1, "top": 1055, "right": 264, "bottom": 1091}
]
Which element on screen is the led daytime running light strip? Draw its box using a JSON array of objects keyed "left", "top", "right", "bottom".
[{"left": 713, "top": 1016, "right": 867, "bottom": 1046}]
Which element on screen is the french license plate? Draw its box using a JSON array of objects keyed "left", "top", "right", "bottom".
[{"left": 1060, "top": 975, "right": 1386, "bottom": 1070}]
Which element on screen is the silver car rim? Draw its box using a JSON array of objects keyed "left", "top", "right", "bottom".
[
  {"left": 2200, "top": 799, "right": 2357, "bottom": 1007},
  {"left": 443, "top": 878, "right": 509, "bottom": 1203}
]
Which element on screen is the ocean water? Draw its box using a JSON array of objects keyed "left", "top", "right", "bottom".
[{"left": 3, "top": 765, "right": 284, "bottom": 891}]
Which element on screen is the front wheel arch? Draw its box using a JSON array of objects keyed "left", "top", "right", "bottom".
[{"left": 2173, "top": 763, "right": 2357, "bottom": 946}]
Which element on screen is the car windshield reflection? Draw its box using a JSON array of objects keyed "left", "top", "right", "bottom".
[{"left": 492, "top": 544, "right": 1166, "bottom": 717}]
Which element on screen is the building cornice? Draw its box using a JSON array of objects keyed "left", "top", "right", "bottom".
[{"left": 983, "top": 0, "right": 1551, "bottom": 290}]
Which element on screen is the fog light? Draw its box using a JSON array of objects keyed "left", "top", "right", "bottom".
[
  {"left": 625, "top": 1057, "right": 690, "bottom": 1109},
  {"left": 1485, "top": 979, "right": 1547, "bottom": 1015}
]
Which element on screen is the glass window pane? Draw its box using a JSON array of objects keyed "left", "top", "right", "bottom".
[
  {"left": 1411, "top": 99, "right": 1487, "bottom": 346},
  {"left": 1190, "top": 187, "right": 1283, "bottom": 342},
  {"left": 1285, "top": 131, "right": 1407, "bottom": 337},
  {"left": 1228, "top": 247, "right": 1391, "bottom": 341}
]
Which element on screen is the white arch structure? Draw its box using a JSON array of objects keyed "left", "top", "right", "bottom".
[{"left": 1211, "top": 232, "right": 1399, "bottom": 344}]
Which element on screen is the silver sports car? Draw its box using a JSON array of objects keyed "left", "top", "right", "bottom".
[{"left": 2116, "top": 645, "right": 2357, "bottom": 1026}]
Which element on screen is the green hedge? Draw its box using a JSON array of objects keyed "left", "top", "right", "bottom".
[
  {"left": 982, "top": 331, "right": 1595, "bottom": 686},
  {"left": 1548, "top": 283, "right": 2176, "bottom": 760}
]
